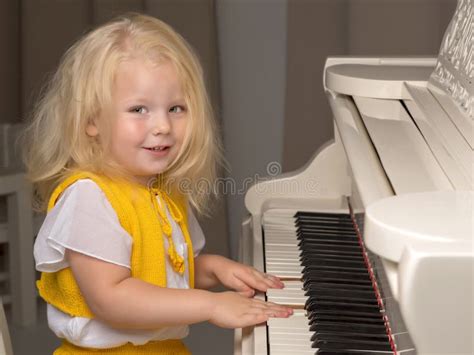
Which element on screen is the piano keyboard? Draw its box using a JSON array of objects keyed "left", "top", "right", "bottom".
[{"left": 263, "top": 209, "right": 410, "bottom": 355}]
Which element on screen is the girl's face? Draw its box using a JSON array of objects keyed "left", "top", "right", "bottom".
[{"left": 88, "top": 58, "right": 188, "bottom": 185}]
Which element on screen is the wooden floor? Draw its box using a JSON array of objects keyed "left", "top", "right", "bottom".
[{"left": 6, "top": 299, "right": 233, "bottom": 355}]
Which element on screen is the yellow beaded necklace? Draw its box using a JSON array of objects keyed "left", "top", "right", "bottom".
[{"left": 149, "top": 183, "right": 186, "bottom": 275}]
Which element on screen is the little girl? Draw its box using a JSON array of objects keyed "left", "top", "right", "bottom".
[{"left": 22, "top": 13, "right": 292, "bottom": 354}]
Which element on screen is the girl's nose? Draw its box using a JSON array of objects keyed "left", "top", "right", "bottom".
[{"left": 151, "top": 113, "right": 171, "bottom": 135}]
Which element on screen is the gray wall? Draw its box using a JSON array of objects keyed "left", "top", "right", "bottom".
[
  {"left": 0, "top": 0, "right": 20, "bottom": 125},
  {"left": 283, "top": 0, "right": 457, "bottom": 172},
  {"left": 216, "top": 0, "right": 288, "bottom": 259}
]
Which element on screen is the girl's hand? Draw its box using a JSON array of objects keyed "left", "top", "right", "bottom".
[
  {"left": 213, "top": 256, "right": 284, "bottom": 294},
  {"left": 209, "top": 291, "right": 292, "bottom": 328},
  {"left": 194, "top": 254, "right": 285, "bottom": 294}
]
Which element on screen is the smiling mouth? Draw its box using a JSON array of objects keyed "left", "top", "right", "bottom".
[{"left": 144, "top": 146, "right": 170, "bottom": 151}]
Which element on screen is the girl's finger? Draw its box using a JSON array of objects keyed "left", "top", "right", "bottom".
[
  {"left": 264, "top": 274, "right": 285, "bottom": 287},
  {"left": 242, "top": 312, "right": 269, "bottom": 326},
  {"left": 236, "top": 270, "right": 271, "bottom": 292},
  {"left": 249, "top": 270, "right": 284, "bottom": 290},
  {"left": 238, "top": 289, "right": 255, "bottom": 298},
  {"left": 265, "top": 308, "right": 292, "bottom": 318}
]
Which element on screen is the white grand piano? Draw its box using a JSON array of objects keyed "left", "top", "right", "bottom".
[{"left": 235, "top": 0, "right": 473, "bottom": 354}]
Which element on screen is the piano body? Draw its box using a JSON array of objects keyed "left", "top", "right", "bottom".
[{"left": 235, "top": 0, "right": 473, "bottom": 354}]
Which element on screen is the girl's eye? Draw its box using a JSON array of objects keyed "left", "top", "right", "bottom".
[
  {"left": 130, "top": 106, "right": 147, "bottom": 114},
  {"left": 169, "top": 105, "right": 185, "bottom": 114}
]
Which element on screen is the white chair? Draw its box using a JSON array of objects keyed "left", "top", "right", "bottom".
[
  {"left": 0, "top": 299, "right": 13, "bottom": 355},
  {"left": 0, "top": 124, "right": 37, "bottom": 327}
]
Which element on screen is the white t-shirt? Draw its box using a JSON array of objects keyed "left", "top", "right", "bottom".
[{"left": 33, "top": 179, "right": 206, "bottom": 348}]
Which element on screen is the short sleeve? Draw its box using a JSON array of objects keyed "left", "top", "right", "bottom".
[
  {"left": 186, "top": 203, "right": 205, "bottom": 257},
  {"left": 34, "top": 179, "right": 133, "bottom": 272}
]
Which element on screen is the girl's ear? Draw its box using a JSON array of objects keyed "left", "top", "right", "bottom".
[{"left": 86, "top": 120, "right": 99, "bottom": 137}]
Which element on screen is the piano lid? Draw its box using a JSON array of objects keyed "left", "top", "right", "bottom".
[
  {"left": 364, "top": 190, "right": 473, "bottom": 263},
  {"left": 324, "top": 0, "right": 473, "bottom": 192}
]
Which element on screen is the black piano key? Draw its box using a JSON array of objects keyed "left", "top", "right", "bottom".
[
  {"left": 300, "top": 241, "right": 362, "bottom": 250},
  {"left": 301, "top": 247, "right": 363, "bottom": 257},
  {"left": 298, "top": 238, "right": 360, "bottom": 246},
  {"left": 304, "top": 282, "right": 375, "bottom": 293},
  {"left": 307, "top": 309, "right": 385, "bottom": 321},
  {"left": 301, "top": 255, "right": 365, "bottom": 265},
  {"left": 295, "top": 220, "right": 354, "bottom": 233},
  {"left": 275, "top": 210, "right": 396, "bottom": 355},
  {"left": 306, "top": 300, "right": 381, "bottom": 315},
  {"left": 301, "top": 255, "right": 366, "bottom": 266},
  {"left": 303, "top": 270, "right": 372, "bottom": 282},
  {"left": 303, "top": 266, "right": 370, "bottom": 276},
  {"left": 304, "top": 277, "right": 374, "bottom": 289},
  {"left": 294, "top": 219, "right": 355, "bottom": 233},
  {"left": 303, "top": 278, "right": 373, "bottom": 289},
  {"left": 300, "top": 244, "right": 363, "bottom": 254},
  {"left": 303, "top": 284, "right": 377, "bottom": 297},
  {"left": 300, "top": 257, "right": 367, "bottom": 269},
  {"left": 309, "top": 321, "right": 388, "bottom": 334},
  {"left": 308, "top": 314, "right": 386, "bottom": 326},
  {"left": 298, "top": 231, "right": 358, "bottom": 238},
  {"left": 304, "top": 279, "right": 375, "bottom": 290},
  {"left": 297, "top": 234, "right": 359, "bottom": 243},
  {"left": 313, "top": 338, "right": 392, "bottom": 352},
  {"left": 317, "top": 352, "right": 393, "bottom": 355},
  {"left": 302, "top": 271, "right": 372, "bottom": 285},
  {"left": 296, "top": 216, "right": 353, "bottom": 222},
  {"left": 296, "top": 217, "right": 353, "bottom": 224},
  {"left": 300, "top": 247, "right": 363, "bottom": 256},
  {"left": 302, "top": 261, "right": 369, "bottom": 271},
  {"left": 297, "top": 229, "right": 358, "bottom": 238},
  {"left": 295, "top": 211, "right": 352, "bottom": 219},
  {"left": 312, "top": 331, "right": 390, "bottom": 342},
  {"left": 306, "top": 294, "right": 378, "bottom": 306}
]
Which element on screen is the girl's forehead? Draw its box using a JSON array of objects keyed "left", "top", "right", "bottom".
[
  {"left": 108, "top": 57, "right": 186, "bottom": 100},
  {"left": 115, "top": 54, "right": 178, "bottom": 77}
]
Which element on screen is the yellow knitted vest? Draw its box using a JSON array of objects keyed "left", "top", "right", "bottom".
[{"left": 37, "top": 171, "right": 195, "bottom": 319}]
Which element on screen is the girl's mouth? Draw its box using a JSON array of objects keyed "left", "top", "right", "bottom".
[
  {"left": 144, "top": 146, "right": 170, "bottom": 151},
  {"left": 143, "top": 146, "right": 171, "bottom": 156}
]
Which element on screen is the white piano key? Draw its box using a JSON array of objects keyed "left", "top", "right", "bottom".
[
  {"left": 266, "top": 270, "right": 302, "bottom": 278},
  {"left": 271, "top": 350, "right": 315, "bottom": 355},
  {"left": 267, "top": 288, "right": 306, "bottom": 304},
  {"left": 266, "top": 242, "right": 299, "bottom": 248},
  {"left": 265, "top": 236, "right": 298, "bottom": 243},
  {"left": 266, "top": 263, "right": 303, "bottom": 274},
  {"left": 265, "top": 241, "right": 298, "bottom": 247},
  {"left": 268, "top": 331, "right": 312, "bottom": 342},
  {"left": 267, "top": 310, "right": 309, "bottom": 329},
  {"left": 265, "top": 229, "right": 297, "bottom": 234},
  {"left": 267, "top": 310, "right": 314, "bottom": 354},
  {"left": 266, "top": 258, "right": 301, "bottom": 266},
  {"left": 265, "top": 244, "right": 300, "bottom": 253},
  {"left": 266, "top": 265, "right": 302, "bottom": 273},
  {"left": 266, "top": 258, "right": 301, "bottom": 265},
  {"left": 266, "top": 253, "right": 301, "bottom": 261},
  {"left": 267, "top": 288, "right": 305, "bottom": 297},
  {"left": 266, "top": 250, "right": 300, "bottom": 258},
  {"left": 282, "top": 280, "right": 304, "bottom": 289},
  {"left": 269, "top": 342, "right": 314, "bottom": 354}
]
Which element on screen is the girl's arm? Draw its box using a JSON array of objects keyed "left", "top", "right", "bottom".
[
  {"left": 66, "top": 250, "right": 292, "bottom": 330},
  {"left": 194, "top": 254, "right": 284, "bottom": 293}
]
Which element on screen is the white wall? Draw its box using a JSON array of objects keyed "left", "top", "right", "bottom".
[{"left": 216, "top": 0, "right": 288, "bottom": 259}]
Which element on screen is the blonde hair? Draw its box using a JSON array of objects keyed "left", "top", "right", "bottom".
[{"left": 21, "top": 13, "right": 224, "bottom": 215}]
